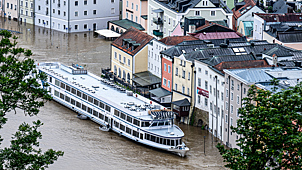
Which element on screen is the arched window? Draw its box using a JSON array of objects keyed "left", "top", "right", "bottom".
[
  {"left": 127, "top": 73, "right": 130, "bottom": 82},
  {"left": 123, "top": 70, "right": 126, "bottom": 80},
  {"left": 111, "top": 25, "right": 114, "bottom": 31},
  {"left": 116, "top": 27, "right": 119, "bottom": 33},
  {"left": 120, "top": 29, "right": 124, "bottom": 34},
  {"left": 118, "top": 68, "right": 121, "bottom": 78},
  {"left": 114, "top": 65, "right": 117, "bottom": 75}
]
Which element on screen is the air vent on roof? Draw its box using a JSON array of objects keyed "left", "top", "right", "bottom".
[
  {"left": 220, "top": 43, "right": 228, "bottom": 48},
  {"left": 182, "top": 50, "right": 186, "bottom": 54}
]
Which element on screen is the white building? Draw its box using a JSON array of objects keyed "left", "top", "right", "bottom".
[
  {"left": 195, "top": 60, "right": 225, "bottom": 141},
  {"left": 148, "top": 39, "right": 166, "bottom": 78},
  {"left": 35, "top": 0, "right": 120, "bottom": 33}
]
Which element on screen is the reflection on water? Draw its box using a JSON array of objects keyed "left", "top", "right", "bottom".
[{"left": 0, "top": 18, "right": 226, "bottom": 170}]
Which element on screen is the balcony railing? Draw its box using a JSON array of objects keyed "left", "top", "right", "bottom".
[
  {"left": 153, "top": 17, "right": 163, "bottom": 25},
  {"left": 153, "top": 30, "right": 163, "bottom": 37}
]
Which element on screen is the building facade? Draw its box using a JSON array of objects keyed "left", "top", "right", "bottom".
[
  {"left": 148, "top": 0, "right": 233, "bottom": 38},
  {"left": 20, "top": 0, "right": 34, "bottom": 24},
  {"left": 35, "top": 0, "right": 119, "bottom": 32},
  {"left": 5, "top": 0, "right": 18, "bottom": 20},
  {"left": 122, "top": 0, "right": 148, "bottom": 30}
]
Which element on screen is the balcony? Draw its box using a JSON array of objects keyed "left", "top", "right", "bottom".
[
  {"left": 153, "top": 17, "right": 163, "bottom": 25},
  {"left": 153, "top": 30, "right": 163, "bottom": 37}
]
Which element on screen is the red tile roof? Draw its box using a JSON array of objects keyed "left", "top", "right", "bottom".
[
  {"left": 214, "top": 60, "right": 271, "bottom": 73},
  {"left": 111, "top": 27, "right": 154, "bottom": 56},
  {"left": 159, "top": 36, "right": 198, "bottom": 46},
  {"left": 193, "top": 32, "right": 241, "bottom": 40},
  {"left": 256, "top": 13, "right": 302, "bottom": 22},
  {"left": 233, "top": 0, "right": 256, "bottom": 20},
  {"left": 194, "top": 21, "right": 244, "bottom": 37}
]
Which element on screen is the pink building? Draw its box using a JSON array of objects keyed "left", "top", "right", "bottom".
[{"left": 122, "top": 0, "right": 148, "bottom": 30}]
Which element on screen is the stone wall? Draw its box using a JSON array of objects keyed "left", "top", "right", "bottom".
[{"left": 192, "top": 107, "right": 209, "bottom": 127}]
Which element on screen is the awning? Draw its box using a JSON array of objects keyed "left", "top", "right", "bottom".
[
  {"left": 132, "top": 71, "right": 161, "bottom": 87},
  {"left": 95, "top": 29, "right": 120, "bottom": 38},
  {"left": 149, "top": 88, "right": 172, "bottom": 98},
  {"left": 152, "top": 9, "right": 164, "bottom": 13},
  {"left": 172, "top": 98, "right": 191, "bottom": 106}
]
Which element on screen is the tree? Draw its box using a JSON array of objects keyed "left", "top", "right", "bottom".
[
  {"left": 217, "top": 83, "right": 302, "bottom": 170},
  {"left": 0, "top": 30, "right": 63, "bottom": 169}
]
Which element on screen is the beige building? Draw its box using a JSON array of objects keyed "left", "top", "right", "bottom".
[
  {"left": 5, "top": 0, "right": 18, "bottom": 20},
  {"left": 111, "top": 27, "right": 154, "bottom": 85},
  {"left": 122, "top": 0, "right": 148, "bottom": 30},
  {"left": 19, "top": 0, "right": 34, "bottom": 24}
]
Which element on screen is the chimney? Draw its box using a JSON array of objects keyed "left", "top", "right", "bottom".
[{"left": 272, "top": 54, "right": 278, "bottom": 67}]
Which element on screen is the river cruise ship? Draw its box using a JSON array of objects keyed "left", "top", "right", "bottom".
[{"left": 37, "top": 62, "right": 189, "bottom": 157}]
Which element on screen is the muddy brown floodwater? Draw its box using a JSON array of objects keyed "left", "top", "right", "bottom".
[{"left": 0, "top": 18, "right": 226, "bottom": 170}]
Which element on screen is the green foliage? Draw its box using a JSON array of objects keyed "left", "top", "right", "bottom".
[
  {"left": 0, "top": 30, "right": 63, "bottom": 169},
  {"left": 217, "top": 83, "right": 302, "bottom": 169},
  {"left": 268, "top": 6, "right": 273, "bottom": 13}
]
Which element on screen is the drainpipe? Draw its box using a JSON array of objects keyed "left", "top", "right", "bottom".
[
  {"left": 240, "top": 82, "right": 243, "bottom": 150},
  {"left": 33, "top": 0, "right": 35, "bottom": 25},
  {"left": 215, "top": 75, "right": 218, "bottom": 142},
  {"left": 221, "top": 79, "right": 223, "bottom": 143},
  {"left": 227, "top": 75, "right": 231, "bottom": 147},
  {"left": 50, "top": 0, "right": 52, "bottom": 30},
  {"left": 68, "top": 0, "right": 70, "bottom": 33},
  {"left": 188, "top": 62, "right": 195, "bottom": 125}
]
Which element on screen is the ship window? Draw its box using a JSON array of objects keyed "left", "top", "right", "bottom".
[
  {"left": 99, "top": 113, "right": 104, "bottom": 120},
  {"left": 133, "top": 119, "right": 139, "bottom": 126},
  {"left": 126, "top": 127, "right": 131, "bottom": 134},
  {"left": 82, "top": 93, "right": 87, "bottom": 100},
  {"left": 71, "top": 98, "right": 75, "bottom": 105},
  {"left": 60, "top": 82, "right": 65, "bottom": 89},
  {"left": 140, "top": 133, "right": 143, "bottom": 140},
  {"left": 175, "top": 139, "right": 179, "bottom": 146},
  {"left": 76, "top": 101, "right": 81, "bottom": 108},
  {"left": 93, "top": 110, "right": 98, "bottom": 117},
  {"left": 133, "top": 130, "right": 139, "bottom": 138},
  {"left": 65, "top": 96, "right": 70, "bottom": 102},
  {"left": 105, "top": 116, "right": 108, "bottom": 122},
  {"left": 66, "top": 85, "right": 70, "bottom": 91},
  {"left": 88, "top": 96, "right": 93, "bottom": 103},
  {"left": 49, "top": 77, "right": 52, "bottom": 83},
  {"left": 105, "top": 105, "right": 111, "bottom": 112},
  {"left": 156, "top": 137, "right": 159, "bottom": 143},
  {"left": 54, "top": 90, "right": 59, "bottom": 97},
  {"left": 114, "top": 109, "right": 120, "bottom": 116},
  {"left": 171, "top": 140, "right": 175, "bottom": 146},
  {"left": 167, "top": 139, "right": 170, "bottom": 145},
  {"left": 93, "top": 99, "right": 99, "bottom": 106},
  {"left": 142, "top": 121, "right": 150, "bottom": 127},
  {"left": 160, "top": 138, "right": 163, "bottom": 144},
  {"left": 99, "top": 102, "right": 104, "bottom": 109},
  {"left": 55, "top": 79, "right": 60, "bottom": 86},
  {"left": 158, "top": 122, "right": 164, "bottom": 126},
  {"left": 120, "top": 124, "right": 125, "bottom": 131},
  {"left": 82, "top": 104, "right": 86, "bottom": 111},
  {"left": 151, "top": 122, "right": 158, "bottom": 126},
  {"left": 163, "top": 139, "right": 166, "bottom": 145},
  {"left": 77, "top": 90, "right": 82, "bottom": 97},
  {"left": 114, "top": 121, "right": 119, "bottom": 128},
  {"left": 126, "top": 116, "right": 132, "bottom": 123},
  {"left": 151, "top": 135, "right": 156, "bottom": 142},
  {"left": 87, "top": 107, "right": 92, "bottom": 114},
  {"left": 71, "top": 88, "right": 76, "bottom": 94},
  {"left": 145, "top": 133, "right": 150, "bottom": 140},
  {"left": 120, "top": 113, "right": 126, "bottom": 120}
]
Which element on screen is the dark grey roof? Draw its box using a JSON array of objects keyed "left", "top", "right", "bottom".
[
  {"left": 172, "top": 98, "right": 191, "bottom": 106},
  {"left": 278, "top": 61, "right": 296, "bottom": 67},
  {"left": 273, "top": 0, "right": 289, "bottom": 14},
  {"left": 209, "top": 20, "right": 228, "bottom": 27},
  {"left": 278, "top": 32, "right": 302, "bottom": 43},
  {"left": 292, "top": 51, "right": 302, "bottom": 61},
  {"left": 149, "top": 88, "right": 172, "bottom": 97},
  {"left": 200, "top": 54, "right": 256, "bottom": 66},
  {"left": 263, "top": 46, "right": 294, "bottom": 57},
  {"left": 161, "top": 43, "right": 207, "bottom": 57},
  {"left": 199, "top": 47, "right": 235, "bottom": 58},
  {"left": 109, "top": 19, "right": 145, "bottom": 31},
  {"left": 132, "top": 71, "right": 161, "bottom": 87}
]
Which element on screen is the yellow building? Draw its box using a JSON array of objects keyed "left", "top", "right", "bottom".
[
  {"left": 172, "top": 54, "right": 195, "bottom": 123},
  {"left": 111, "top": 27, "right": 154, "bottom": 85}
]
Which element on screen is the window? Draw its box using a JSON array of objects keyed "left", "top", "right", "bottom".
[
  {"left": 75, "top": 25, "right": 78, "bottom": 30},
  {"left": 231, "top": 92, "right": 233, "bottom": 100},
  {"left": 198, "top": 78, "right": 201, "bottom": 87},
  {"left": 221, "top": 92, "right": 224, "bottom": 101},
  {"left": 205, "top": 81, "right": 208, "bottom": 90},
  {"left": 123, "top": 56, "right": 126, "bottom": 64},
  {"left": 84, "top": 11, "right": 87, "bottom": 15},
  {"left": 111, "top": 0, "right": 114, "bottom": 2},
  {"left": 126, "top": 1, "right": 128, "bottom": 7},
  {"left": 84, "top": 0, "right": 87, "bottom": 5},
  {"left": 188, "top": 72, "right": 190, "bottom": 80},
  {"left": 205, "top": 70, "right": 208, "bottom": 75},
  {"left": 231, "top": 105, "right": 233, "bottom": 114},
  {"left": 135, "top": 16, "right": 138, "bottom": 22},
  {"left": 231, "top": 117, "right": 233, "bottom": 127},
  {"left": 175, "top": 83, "right": 177, "bottom": 91},
  {"left": 75, "top": 1, "right": 78, "bottom": 6},
  {"left": 182, "top": 70, "right": 185, "bottom": 79},
  {"left": 168, "top": 65, "right": 171, "bottom": 73},
  {"left": 131, "top": 3, "right": 133, "bottom": 9},
  {"left": 38, "top": 5, "right": 41, "bottom": 10},
  {"left": 84, "top": 24, "right": 87, "bottom": 29},
  {"left": 58, "top": 10, "right": 60, "bottom": 15},
  {"left": 226, "top": 101, "right": 228, "bottom": 110},
  {"left": 163, "top": 78, "right": 167, "bottom": 86},
  {"left": 226, "top": 115, "right": 228, "bottom": 123},
  {"left": 75, "top": 11, "right": 78, "bottom": 16},
  {"left": 64, "top": 11, "right": 66, "bottom": 16},
  {"left": 205, "top": 98, "right": 208, "bottom": 106},
  {"left": 164, "top": 64, "right": 167, "bottom": 71},
  {"left": 168, "top": 80, "right": 170, "bottom": 88},
  {"left": 182, "top": 86, "right": 185, "bottom": 94},
  {"left": 128, "top": 59, "right": 130, "bottom": 66},
  {"left": 114, "top": 52, "right": 117, "bottom": 59},
  {"left": 187, "top": 88, "right": 189, "bottom": 95},
  {"left": 244, "top": 88, "right": 246, "bottom": 94},
  {"left": 195, "top": 11, "right": 200, "bottom": 16},
  {"left": 111, "top": 8, "right": 115, "bottom": 14},
  {"left": 211, "top": 11, "right": 215, "bottom": 16},
  {"left": 175, "top": 67, "right": 178, "bottom": 76},
  {"left": 198, "top": 95, "right": 201, "bottom": 104},
  {"left": 237, "top": 96, "right": 239, "bottom": 104},
  {"left": 237, "top": 84, "right": 240, "bottom": 91},
  {"left": 226, "top": 89, "right": 229, "bottom": 97},
  {"left": 136, "top": 5, "right": 138, "bottom": 11},
  {"left": 94, "top": 0, "right": 96, "bottom": 4}
]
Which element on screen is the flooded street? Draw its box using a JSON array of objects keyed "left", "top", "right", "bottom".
[{"left": 0, "top": 18, "right": 226, "bottom": 170}]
